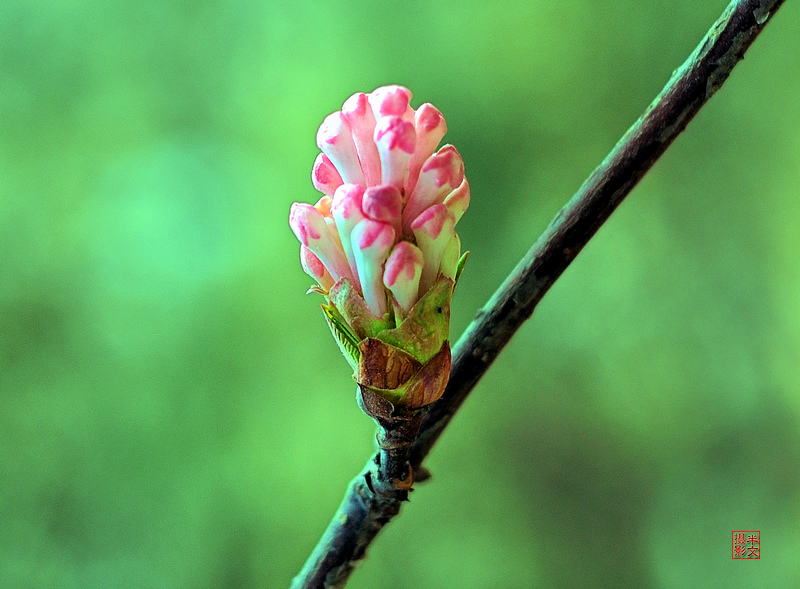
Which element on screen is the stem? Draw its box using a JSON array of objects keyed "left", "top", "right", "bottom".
[
  {"left": 289, "top": 455, "right": 406, "bottom": 589},
  {"left": 290, "top": 1, "right": 787, "bottom": 587}
]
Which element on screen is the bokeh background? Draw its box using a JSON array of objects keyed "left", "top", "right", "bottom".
[{"left": 2, "top": 0, "right": 799, "bottom": 587}]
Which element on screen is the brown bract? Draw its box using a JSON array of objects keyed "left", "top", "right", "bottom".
[
  {"left": 357, "top": 338, "right": 451, "bottom": 411},
  {"left": 357, "top": 338, "right": 420, "bottom": 391},
  {"left": 399, "top": 342, "right": 450, "bottom": 409}
]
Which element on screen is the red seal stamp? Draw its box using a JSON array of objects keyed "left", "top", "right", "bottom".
[{"left": 732, "top": 531, "right": 760, "bottom": 559}]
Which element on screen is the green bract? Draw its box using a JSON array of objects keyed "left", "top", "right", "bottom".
[{"left": 322, "top": 273, "right": 457, "bottom": 409}]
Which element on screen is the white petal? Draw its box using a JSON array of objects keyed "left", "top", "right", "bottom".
[
  {"left": 316, "top": 112, "right": 365, "bottom": 185},
  {"left": 411, "top": 204, "right": 456, "bottom": 295},
  {"left": 351, "top": 219, "right": 396, "bottom": 317},
  {"left": 383, "top": 241, "right": 424, "bottom": 312}
]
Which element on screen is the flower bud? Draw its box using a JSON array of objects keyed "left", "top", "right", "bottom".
[
  {"left": 362, "top": 185, "right": 403, "bottom": 235},
  {"left": 317, "top": 112, "right": 364, "bottom": 185},
  {"left": 342, "top": 92, "right": 381, "bottom": 186},
  {"left": 331, "top": 184, "right": 367, "bottom": 288},
  {"left": 374, "top": 116, "right": 416, "bottom": 190},
  {"left": 289, "top": 86, "right": 470, "bottom": 414},
  {"left": 406, "top": 103, "right": 447, "bottom": 195},
  {"left": 369, "top": 85, "right": 414, "bottom": 123},
  {"left": 290, "top": 202, "right": 354, "bottom": 284},
  {"left": 443, "top": 178, "right": 470, "bottom": 225},
  {"left": 383, "top": 241, "right": 424, "bottom": 314},
  {"left": 411, "top": 204, "right": 456, "bottom": 295},
  {"left": 403, "top": 145, "right": 464, "bottom": 232},
  {"left": 351, "top": 219, "right": 396, "bottom": 317},
  {"left": 311, "top": 153, "right": 343, "bottom": 196},
  {"left": 300, "top": 245, "right": 334, "bottom": 291}
]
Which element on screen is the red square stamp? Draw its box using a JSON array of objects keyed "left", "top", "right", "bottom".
[{"left": 732, "top": 531, "right": 760, "bottom": 559}]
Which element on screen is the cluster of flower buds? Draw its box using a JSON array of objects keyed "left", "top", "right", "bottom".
[{"left": 289, "top": 85, "right": 469, "bottom": 412}]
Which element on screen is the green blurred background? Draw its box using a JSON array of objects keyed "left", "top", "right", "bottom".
[{"left": 2, "top": 0, "right": 799, "bottom": 587}]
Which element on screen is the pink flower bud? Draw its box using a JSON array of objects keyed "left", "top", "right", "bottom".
[
  {"left": 369, "top": 85, "right": 414, "bottom": 123},
  {"left": 362, "top": 185, "right": 403, "bottom": 235},
  {"left": 442, "top": 178, "right": 470, "bottom": 225},
  {"left": 383, "top": 241, "right": 424, "bottom": 313},
  {"left": 403, "top": 145, "right": 464, "bottom": 232},
  {"left": 311, "top": 153, "right": 343, "bottom": 196},
  {"left": 342, "top": 92, "right": 381, "bottom": 187},
  {"left": 290, "top": 202, "right": 354, "bottom": 284},
  {"left": 411, "top": 204, "right": 456, "bottom": 295},
  {"left": 294, "top": 86, "right": 469, "bottom": 338},
  {"left": 316, "top": 112, "right": 365, "bottom": 186},
  {"left": 300, "top": 245, "right": 334, "bottom": 291},
  {"left": 289, "top": 202, "right": 323, "bottom": 245},
  {"left": 351, "top": 219, "right": 396, "bottom": 317},
  {"left": 374, "top": 116, "right": 416, "bottom": 190},
  {"left": 405, "top": 103, "right": 447, "bottom": 196},
  {"left": 331, "top": 184, "right": 367, "bottom": 288}
]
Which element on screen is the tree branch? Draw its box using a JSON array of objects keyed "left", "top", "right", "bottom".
[{"left": 290, "top": 1, "right": 787, "bottom": 587}]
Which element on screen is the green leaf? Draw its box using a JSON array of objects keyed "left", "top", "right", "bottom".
[{"left": 375, "top": 275, "right": 454, "bottom": 364}]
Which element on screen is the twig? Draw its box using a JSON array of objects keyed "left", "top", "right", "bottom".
[{"left": 290, "top": 1, "right": 787, "bottom": 587}]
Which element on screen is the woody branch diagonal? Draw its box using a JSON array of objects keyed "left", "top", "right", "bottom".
[{"left": 291, "top": 1, "right": 787, "bottom": 587}]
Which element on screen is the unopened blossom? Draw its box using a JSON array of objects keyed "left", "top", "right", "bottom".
[
  {"left": 350, "top": 218, "right": 396, "bottom": 318},
  {"left": 300, "top": 245, "right": 334, "bottom": 291},
  {"left": 383, "top": 241, "right": 424, "bottom": 313},
  {"left": 291, "top": 85, "right": 468, "bottom": 316},
  {"left": 311, "top": 154, "right": 343, "bottom": 196},
  {"left": 411, "top": 204, "right": 456, "bottom": 296},
  {"left": 403, "top": 145, "right": 464, "bottom": 233},
  {"left": 289, "top": 85, "right": 470, "bottom": 411}
]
